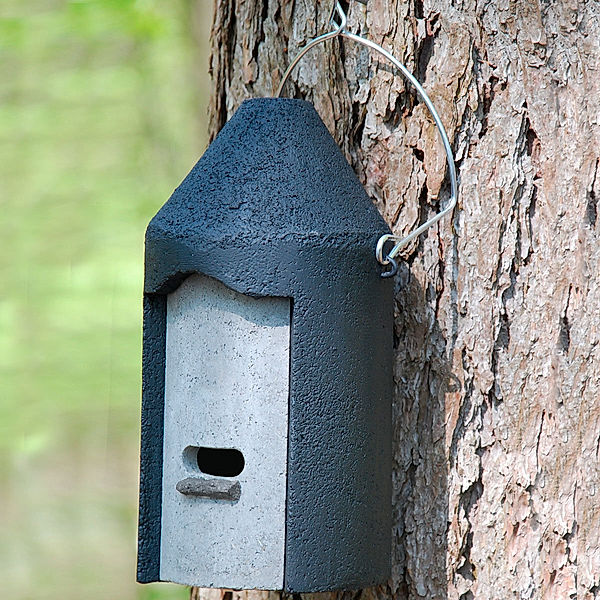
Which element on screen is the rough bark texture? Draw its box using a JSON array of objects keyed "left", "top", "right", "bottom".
[{"left": 193, "top": 0, "right": 600, "bottom": 598}]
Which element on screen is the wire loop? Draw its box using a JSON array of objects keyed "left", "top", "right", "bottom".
[
  {"left": 277, "top": 1, "right": 458, "bottom": 273},
  {"left": 380, "top": 255, "right": 398, "bottom": 278}
]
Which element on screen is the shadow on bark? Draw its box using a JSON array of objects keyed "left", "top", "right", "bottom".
[{"left": 389, "top": 260, "right": 455, "bottom": 599}]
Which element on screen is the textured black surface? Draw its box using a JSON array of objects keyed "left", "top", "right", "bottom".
[
  {"left": 137, "top": 294, "right": 166, "bottom": 583},
  {"left": 138, "top": 98, "right": 394, "bottom": 591}
]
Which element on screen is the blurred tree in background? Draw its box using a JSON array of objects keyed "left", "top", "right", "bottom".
[{"left": 0, "top": 1, "right": 210, "bottom": 598}]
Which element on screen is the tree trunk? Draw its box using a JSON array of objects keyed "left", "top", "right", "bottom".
[{"left": 193, "top": 0, "right": 600, "bottom": 598}]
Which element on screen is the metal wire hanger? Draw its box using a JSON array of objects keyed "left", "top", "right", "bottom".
[{"left": 277, "top": 0, "right": 458, "bottom": 278}]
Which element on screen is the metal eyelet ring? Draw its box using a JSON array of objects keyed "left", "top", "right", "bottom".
[{"left": 380, "top": 255, "right": 398, "bottom": 279}]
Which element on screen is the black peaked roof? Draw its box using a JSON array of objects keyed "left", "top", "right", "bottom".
[{"left": 148, "top": 98, "right": 388, "bottom": 241}]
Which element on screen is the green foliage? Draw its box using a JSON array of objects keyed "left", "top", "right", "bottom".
[{"left": 0, "top": 1, "right": 209, "bottom": 598}]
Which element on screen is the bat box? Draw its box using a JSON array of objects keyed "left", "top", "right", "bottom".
[{"left": 137, "top": 98, "right": 393, "bottom": 592}]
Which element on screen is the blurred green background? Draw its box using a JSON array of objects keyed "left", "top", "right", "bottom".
[{"left": 0, "top": 1, "right": 211, "bottom": 598}]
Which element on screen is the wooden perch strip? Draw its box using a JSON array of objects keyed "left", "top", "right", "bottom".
[{"left": 176, "top": 478, "right": 241, "bottom": 501}]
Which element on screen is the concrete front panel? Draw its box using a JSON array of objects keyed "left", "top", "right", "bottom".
[{"left": 159, "top": 274, "right": 290, "bottom": 589}]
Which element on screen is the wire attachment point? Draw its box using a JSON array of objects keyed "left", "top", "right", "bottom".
[
  {"left": 329, "top": 1, "right": 347, "bottom": 28},
  {"left": 277, "top": 0, "right": 458, "bottom": 272},
  {"left": 380, "top": 255, "right": 398, "bottom": 279}
]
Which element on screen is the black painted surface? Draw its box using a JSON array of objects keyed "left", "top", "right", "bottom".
[
  {"left": 137, "top": 294, "right": 166, "bottom": 583},
  {"left": 137, "top": 98, "right": 394, "bottom": 591}
]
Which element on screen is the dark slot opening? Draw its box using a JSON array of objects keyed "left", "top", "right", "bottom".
[{"left": 196, "top": 447, "right": 245, "bottom": 477}]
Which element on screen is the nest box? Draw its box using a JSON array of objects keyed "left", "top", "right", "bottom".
[{"left": 137, "top": 98, "right": 393, "bottom": 592}]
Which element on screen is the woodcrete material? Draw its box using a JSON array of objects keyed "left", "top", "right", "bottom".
[
  {"left": 138, "top": 98, "right": 394, "bottom": 592},
  {"left": 160, "top": 274, "right": 290, "bottom": 589}
]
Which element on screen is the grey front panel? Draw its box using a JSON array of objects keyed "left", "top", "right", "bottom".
[{"left": 160, "top": 274, "right": 290, "bottom": 589}]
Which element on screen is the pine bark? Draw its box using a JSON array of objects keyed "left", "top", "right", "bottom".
[{"left": 193, "top": 1, "right": 600, "bottom": 598}]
